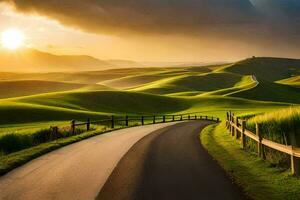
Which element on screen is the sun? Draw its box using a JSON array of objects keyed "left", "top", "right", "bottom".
[{"left": 1, "top": 29, "right": 25, "bottom": 50}]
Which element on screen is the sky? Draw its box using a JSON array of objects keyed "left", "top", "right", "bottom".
[{"left": 0, "top": 0, "right": 300, "bottom": 62}]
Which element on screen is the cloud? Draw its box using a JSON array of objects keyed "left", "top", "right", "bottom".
[
  {"left": 1, "top": 0, "right": 300, "bottom": 58},
  {"left": 1, "top": 0, "right": 258, "bottom": 35}
]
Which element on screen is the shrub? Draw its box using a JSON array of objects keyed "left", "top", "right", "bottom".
[
  {"left": 0, "top": 133, "right": 33, "bottom": 154},
  {"left": 0, "top": 126, "right": 96, "bottom": 155}
]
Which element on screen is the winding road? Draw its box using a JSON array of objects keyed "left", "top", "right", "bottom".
[{"left": 0, "top": 121, "right": 247, "bottom": 200}]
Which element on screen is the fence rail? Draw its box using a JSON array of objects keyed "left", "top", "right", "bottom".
[
  {"left": 47, "top": 113, "right": 220, "bottom": 143},
  {"left": 69, "top": 113, "right": 219, "bottom": 132},
  {"left": 226, "top": 111, "right": 300, "bottom": 176}
]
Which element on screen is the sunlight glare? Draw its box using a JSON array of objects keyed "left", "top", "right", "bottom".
[{"left": 1, "top": 29, "right": 24, "bottom": 50}]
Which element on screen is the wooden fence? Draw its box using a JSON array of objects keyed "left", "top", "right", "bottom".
[
  {"left": 226, "top": 111, "right": 300, "bottom": 176},
  {"left": 49, "top": 113, "right": 219, "bottom": 140},
  {"left": 70, "top": 113, "right": 219, "bottom": 132}
]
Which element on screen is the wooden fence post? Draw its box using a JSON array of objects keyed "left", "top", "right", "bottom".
[
  {"left": 230, "top": 113, "right": 232, "bottom": 134},
  {"left": 172, "top": 115, "right": 175, "bottom": 121},
  {"left": 229, "top": 111, "right": 232, "bottom": 131},
  {"left": 291, "top": 148, "right": 300, "bottom": 176},
  {"left": 87, "top": 118, "right": 90, "bottom": 131},
  {"left": 195, "top": 115, "right": 197, "bottom": 120},
  {"left": 231, "top": 114, "right": 235, "bottom": 136},
  {"left": 241, "top": 120, "right": 246, "bottom": 149},
  {"left": 111, "top": 115, "right": 115, "bottom": 129},
  {"left": 180, "top": 115, "right": 183, "bottom": 121},
  {"left": 226, "top": 112, "right": 229, "bottom": 128},
  {"left": 235, "top": 117, "right": 239, "bottom": 139},
  {"left": 163, "top": 115, "right": 166, "bottom": 123},
  {"left": 290, "top": 121, "right": 300, "bottom": 176},
  {"left": 153, "top": 116, "right": 156, "bottom": 124},
  {"left": 231, "top": 115, "right": 234, "bottom": 136},
  {"left": 125, "top": 115, "right": 129, "bottom": 126},
  {"left": 71, "top": 120, "right": 75, "bottom": 135},
  {"left": 188, "top": 115, "right": 190, "bottom": 120},
  {"left": 205, "top": 116, "right": 208, "bottom": 120},
  {"left": 256, "top": 123, "right": 265, "bottom": 159},
  {"left": 141, "top": 116, "right": 144, "bottom": 125}
]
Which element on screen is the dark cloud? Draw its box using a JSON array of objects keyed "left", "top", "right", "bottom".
[
  {"left": 1, "top": 0, "right": 300, "bottom": 56},
  {"left": 2, "top": 0, "right": 258, "bottom": 34}
]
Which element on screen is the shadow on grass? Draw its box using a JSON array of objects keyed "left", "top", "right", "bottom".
[{"left": 200, "top": 122, "right": 300, "bottom": 200}]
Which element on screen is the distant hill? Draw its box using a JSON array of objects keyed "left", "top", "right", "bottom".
[
  {"left": 0, "top": 48, "right": 142, "bottom": 72},
  {"left": 107, "top": 60, "right": 144, "bottom": 68},
  {"left": 224, "top": 57, "right": 300, "bottom": 81},
  {"left": 0, "top": 80, "right": 112, "bottom": 99},
  {"left": 223, "top": 57, "right": 300, "bottom": 103}
]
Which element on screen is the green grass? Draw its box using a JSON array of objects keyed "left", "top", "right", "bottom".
[
  {"left": 199, "top": 75, "right": 257, "bottom": 96},
  {"left": 0, "top": 127, "right": 109, "bottom": 175},
  {"left": 0, "top": 101, "right": 106, "bottom": 124},
  {"left": 223, "top": 57, "right": 300, "bottom": 82},
  {"left": 1, "top": 57, "right": 300, "bottom": 177},
  {"left": 0, "top": 68, "right": 172, "bottom": 84},
  {"left": 16, "top": 90, "right": 189, "bottom": 115},
  {"left": 200, "top": 122, "right": 300, "bottom": 200},
  {"left": 180, "top": 95, "right": 289, "bottom": 119},
  {"left": 247, "top": 106, "right": 300, "bottom": 145},
  {"left": 0, "top": 80, "right": 88, "bottom": 98},
  {"left": 131, "top": 72, "right": 243, "bottom": 95},
  {"left": 237, "top": 106, "right": 300, "bottom": 167},
  {"left": 0, "top": 59, "right": 295, "bottom": 142},
  {"left": 277, "top": 76, "right": 300, "bottom": 87},
  {"left": 231, "top": 79, "right": 300, "bottom": 104},
  {"left": 0, "top": 91, "right": 287, "bottom": 125},
  {"left": 100, "top": 71, "right": 181, "bottom": 89}
]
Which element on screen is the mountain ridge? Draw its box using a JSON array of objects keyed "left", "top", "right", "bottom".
[{"left": 0, "top": 48, "right": 142, "bottom": 72}]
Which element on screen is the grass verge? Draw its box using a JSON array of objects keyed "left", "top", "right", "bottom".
[
  {"left": 0, "top": 127, "right": 115, "bottom": 176},
  {"left": 200, "top": 122, "right": 300, "bottom": 200},
  {"left": 0, "top": 120, "right": 169, "bottom": 176}
]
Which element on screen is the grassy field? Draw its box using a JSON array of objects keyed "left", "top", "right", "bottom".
[
  {"left": 277, "top": 76, "right": 300, "bottom": 86},
  {"left": 1, "top": 56, "right": 300, "bottom": 177},
  {"left": 1, "top": 57, "right": 298, "bottom": 136},
  {"left": 201, "top": 122, "right": 300, "bottom": 200}
]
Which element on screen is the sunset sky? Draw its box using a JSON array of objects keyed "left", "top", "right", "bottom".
[{"left": 0, "top": 0, "right": 300, "bottom": 62}]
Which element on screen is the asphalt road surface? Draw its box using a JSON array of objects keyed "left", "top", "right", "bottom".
[
  {"left": 97, "top": 121, "right": 247, "bottom": 200},
  {"left": 0, "top": 123, "right": 178, "bottom": 200},
  {"left": 0, "top": 121, "right": 247, "bottom": 200}
]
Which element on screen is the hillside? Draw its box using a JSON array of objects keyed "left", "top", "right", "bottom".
[
  {"left": 0, "top": 56, "right": 299, "bottom": 126},
  {"left": 0, "top": 67, "right": 177, "bottom": 84},
  {"left": 223, "top": 57, "right": 300, "bottom": 81},
  {"left": 0, "top": 80, "right": 111, "bottom": 99},
  {"left": 276, "top": 76, "right": 300, "bottom": 86},
  {"left": 231, "top": 79, "right": 300, "bottom": 103},
  {"left": 130, "top": 72, "right": 243, "bottom": 95},
  {"left": 0, "top": 48, "right": 142, "bottom": 72}
]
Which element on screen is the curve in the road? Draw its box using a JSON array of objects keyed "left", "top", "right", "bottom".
[
  {"left": 0, "top": 123, "right": 178, "bottom": 200},
  {"left": 97, "top": 121, "right": 247, "bottom": 200}
]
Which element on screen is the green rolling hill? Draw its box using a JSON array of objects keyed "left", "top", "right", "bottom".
[
  {"left": 223, "top": 57, "right": 300, "bottom": 81},
  {"left": 0, "top": 56, "right": 299, "bottom": 132},
  {"left": 0, "top": 80, "right": 111, "bottom": 99},
  {"left": 277, "top": 76, "right": 300, "bottom": 86},
  {"left": 15, "top": 90, "right": 188, "bottom": 115},
  {"left": 130, "top": 72, "right": 243, "bottom": 95},
  {"left": 230, "top": 79, "right": 300, "bottom": 104}
]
